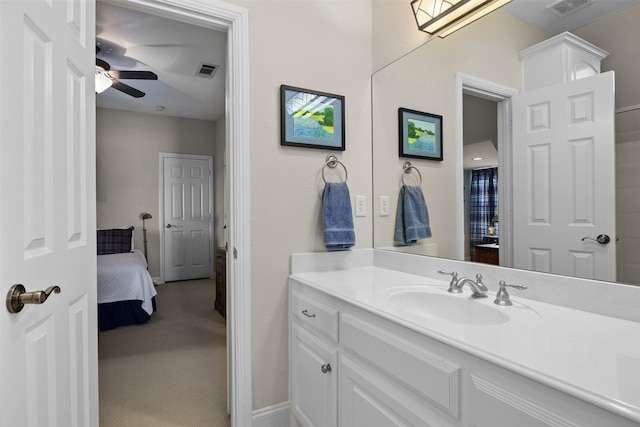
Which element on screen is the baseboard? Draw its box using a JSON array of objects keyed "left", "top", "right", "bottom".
[{"left": 252, "top": 402, "right": 290, "bottom": 427}]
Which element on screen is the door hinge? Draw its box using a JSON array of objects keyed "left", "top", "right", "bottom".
[{"left": 233, "top": 247, "right": 238, "bottom": 259}]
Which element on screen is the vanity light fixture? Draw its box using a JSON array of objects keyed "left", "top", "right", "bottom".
[
  {"left": 95, "top": 66, "right": 112, "bottom": 93},
  {"left": 411, "top": 0, "right": 513, "bottom": 38}
]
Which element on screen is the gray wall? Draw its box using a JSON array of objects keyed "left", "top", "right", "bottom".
[{"left": 96, "top": 108, "right": 218, "bottom": 279}]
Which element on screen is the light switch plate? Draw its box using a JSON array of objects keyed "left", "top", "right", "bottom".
[
  {"left": 355, "top": 195, "right": 366, "bottom": 217},
  {"left": 380, "top": 196, "right": 390, "bottom": 216}
]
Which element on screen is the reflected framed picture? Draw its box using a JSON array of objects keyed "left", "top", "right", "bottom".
[
  {"left": 398, "top": 108, "right": 443, "bottom": 161},
  {"left": 280, "top": 85, "right": 345, "bottom": 151}
]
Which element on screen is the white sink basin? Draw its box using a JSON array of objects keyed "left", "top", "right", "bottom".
[{"left": 384, "top": 285, "right": 509, "bottom": 326}]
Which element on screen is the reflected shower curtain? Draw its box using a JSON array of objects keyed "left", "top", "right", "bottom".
[{"left": 469, "top": 168, "right": 498, "bottom": 261}]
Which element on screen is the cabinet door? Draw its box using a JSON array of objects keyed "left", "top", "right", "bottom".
[
  {"left": 470, "top": 372, "right": 640, "bottom": 427},
  {"left": 340, "top": 355, "right": 454, "bottom": 427},
  {"left": 291, "top": 324, "right": 338, "bottom": 427}
]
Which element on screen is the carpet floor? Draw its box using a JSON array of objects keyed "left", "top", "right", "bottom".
[{"left": 98, "top": 279, "right": 230, "bottom": 427}]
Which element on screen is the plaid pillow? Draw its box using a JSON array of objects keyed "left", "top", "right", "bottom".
[{"left": 97, "top": 227, "right": 134, "bottom": 255}]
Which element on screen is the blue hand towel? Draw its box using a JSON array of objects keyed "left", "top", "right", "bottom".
[
  {"left": 322, "top": 182, "right": 355, "bottom": 251},
  {"left": 394, "top": 185, "right": 432, "bottom": 245}
]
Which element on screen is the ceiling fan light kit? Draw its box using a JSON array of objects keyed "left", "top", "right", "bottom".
[
  {"left": 95, "top": 66, "right": 113, "bottom": 93},
  {"left": 95, "top": 46, "right": 158, "bottom": 98}
]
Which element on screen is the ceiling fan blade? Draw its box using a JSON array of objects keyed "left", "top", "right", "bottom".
[
  {"left": 111, "top": 80, "right": 146, "bottom": 98},
  {"left": 108, "top": 70, "right": 158, "bottom": 80},
  {"left": 96, "top": 58, "right": 110, "bottom": 71}
]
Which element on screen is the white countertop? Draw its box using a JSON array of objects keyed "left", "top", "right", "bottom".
[{"left": 291, "top": 265, "right": 640, "bottom": 423}]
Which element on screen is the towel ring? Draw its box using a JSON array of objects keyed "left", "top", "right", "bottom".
[
  {"left": 401, "top": 161, "right": 422, "bottom": 185},
  {"left": 322, "top": 155, "right": 348, "bottom": 184}
]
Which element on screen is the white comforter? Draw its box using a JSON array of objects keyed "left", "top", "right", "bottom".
[{"left": 97, "top": 249, "right": 157, "bottom": 315}]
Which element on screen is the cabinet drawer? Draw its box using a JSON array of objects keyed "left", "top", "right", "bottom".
[
  {"left": 341, "top": 313, "right": 461, "bottom": 419},
  {"left": 292, "top": 291, "right": 339, "bottom": 342}
]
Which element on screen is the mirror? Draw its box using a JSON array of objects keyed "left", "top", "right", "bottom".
[{"left": 372, "top": 3, "right": 640, "bottom": 286}]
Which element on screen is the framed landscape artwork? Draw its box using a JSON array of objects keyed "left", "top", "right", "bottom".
[
  {"left": 398, "top": 108, "right": 443, "bottom": 160},
  {"left": 280, "top": 85, "right": 345, "bottom": 151}
]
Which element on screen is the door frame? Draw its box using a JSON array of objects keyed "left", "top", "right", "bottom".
[
  {"left": 158, "top": 153, "right": 214, "bottom": 283},
  {"left": 102, "top": 1, "right": 252, "bottom": 425},
  {"left": 455, "top": 73, "right": 517, "bottom": 267}
]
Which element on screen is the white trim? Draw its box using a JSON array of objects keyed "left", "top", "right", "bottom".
[
  {"left": 252, "top": 402, "right": 291, "bottom": 427},
  {"left": 158, "top": 153, "right": 214, "bottom": 284},
  {"left": 616, "top": 103, "right": 640, "bottom": 114},
  {"left": 455, "top": 73, "right": 517, "bottom": 267},
  {"left": 103, "top": 1, "right": 252, "bottom": 426}
]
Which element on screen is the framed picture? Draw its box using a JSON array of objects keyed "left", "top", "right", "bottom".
[
  {"left": 280, "top": 85, "right": 345, "bottom": 151},
  {"left": 398, "top": 108, "right": 443, "bottom": 160}
]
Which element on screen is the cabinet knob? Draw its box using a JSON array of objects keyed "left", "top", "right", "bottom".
[
  {"left": 321, "top": 363, "right": 332, "bottom": 374},
  {"left": 301, "top": 309, "right": 316, "bottom": 318}
]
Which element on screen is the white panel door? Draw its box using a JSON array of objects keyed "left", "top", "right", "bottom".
[
  {"left": 0, "top": 0, "right": 98, "bottom": 426},
  {"left": 512, "top": 72, "right": 616, "bottom": 281},
  {"left": 163, "top": 155, "right": 212, "bottom": 282}
]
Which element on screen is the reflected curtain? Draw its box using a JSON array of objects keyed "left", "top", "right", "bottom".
[{"left": 469, "top": 167, "right": 498, "bottom": 261}]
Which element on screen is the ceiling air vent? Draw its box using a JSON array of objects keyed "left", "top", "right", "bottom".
[
  {"left": 196, "top": 63, "right": 218, "bottom": 79},
  {"left": 547, "top": 0, "right": 594, "bottom": 17}
]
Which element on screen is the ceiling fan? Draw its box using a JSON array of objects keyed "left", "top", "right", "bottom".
[{"left": 95, "top": 46, "right": 158, "bottom": 98}]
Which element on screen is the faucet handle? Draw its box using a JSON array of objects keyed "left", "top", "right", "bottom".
[
  {"left": 494, "top": 281, "right": 527, "bottom": 306},
  {"left": 437, "top": 270, "right": 462, "bottom": 294},
  {"left": 437, "top": 270, "right": 457, "bottom": 278}
]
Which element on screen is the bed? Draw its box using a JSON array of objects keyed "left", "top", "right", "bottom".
[{"left": 97, "top": 227, "right": 157, "bottom": 331}]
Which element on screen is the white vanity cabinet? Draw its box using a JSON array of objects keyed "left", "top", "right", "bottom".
[
  {"left": 289, "top": 278, "right": 640, "bottom": 427},
  {"left": 290, "top": 289, "right": 339, "bottom": 427}
]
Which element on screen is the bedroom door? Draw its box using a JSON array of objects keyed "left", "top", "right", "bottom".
[
  {"left": 0, "top": 0, "right": 98, "bottom": 425},
  {"left": 161, "top": 154, "right": 213, "bottom": 282},
  {"left": 512, "top": 72, "right": 616, "bottom": 280}
]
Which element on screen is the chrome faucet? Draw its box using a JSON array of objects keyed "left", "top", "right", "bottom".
[
  {"left": 494, "top": 281, "right": 527, "bottom": 306},
  {"left": 455, "top": 273, "right": 488, "bottom": 299},
  {"left": 438, "top": 270, "right": 461, "bottom": 294}
]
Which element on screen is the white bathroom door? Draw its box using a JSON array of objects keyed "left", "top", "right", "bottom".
[
  {"left": 162, "top": 154, "right": 213, "bottom": 282},
  {"left": 512, "top": 72, "right": 616, "bottom": 281},
  {"left": 0, "top": 0, "right": 98, "bottom": 425}
]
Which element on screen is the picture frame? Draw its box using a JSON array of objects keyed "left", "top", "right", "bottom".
[
  {"left": 398, "top": 107, "right": 443, "bottom": 161},
  {"left": 280, "top": 85, "right": 345, "bottom": 151}
]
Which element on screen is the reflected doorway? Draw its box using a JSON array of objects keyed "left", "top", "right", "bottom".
[
  {"left": 463, "top": 94, "right": 499, "bottom": 265},
  {"left": 455, "top": 73, "right": 517, "bottom": 268}
]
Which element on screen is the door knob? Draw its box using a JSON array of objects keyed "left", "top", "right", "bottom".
[
  {"left": 6, "top": 284, "right": 61, "bottom": 313},
  {"left": 581, "top": 234, "right": 611, "bottom": 244},
  {"left": 166, "top": 224, "right": 177, "bottom": 228}
]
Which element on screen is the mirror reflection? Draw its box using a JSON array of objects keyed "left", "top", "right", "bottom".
[{"left": 372, "top": 2, "right": 640, "bottom": 286}]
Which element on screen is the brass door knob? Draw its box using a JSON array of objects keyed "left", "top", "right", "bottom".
[{"left": 6, "top": 284, "right": 61, "bottom": 313}]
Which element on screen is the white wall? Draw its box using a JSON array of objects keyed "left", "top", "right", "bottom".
[
  {"left": 573, "top": 3, "right": 640, "bottom": 114},
  {"left": 616, "top": 109, "right": 640, "bottom": 286},
  {"left": 372, "top": 0, "right": 432, "bottom": 72},
  {"left": 224, "top": 0, "right": 373, "bottom": 410},
  {"left": 96, "top": 108, "right": 217, "bottom": 278}
]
